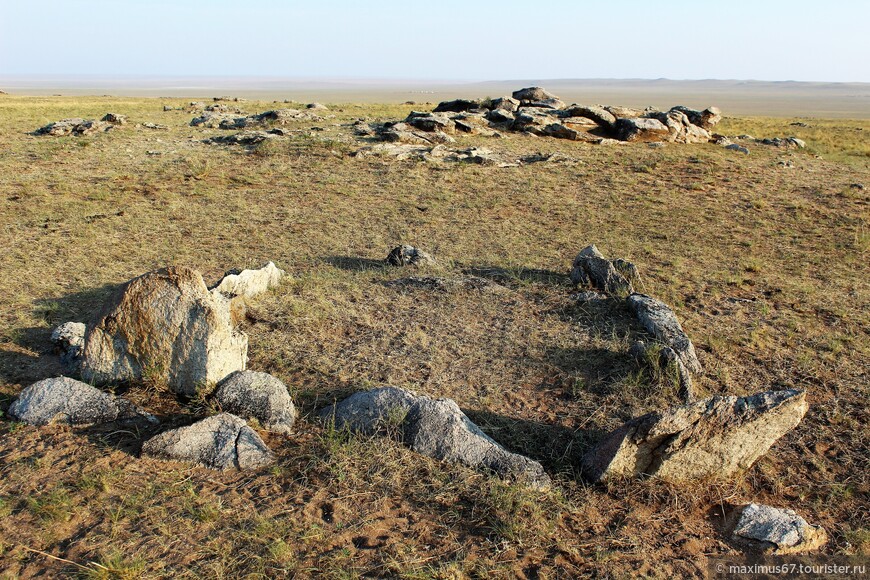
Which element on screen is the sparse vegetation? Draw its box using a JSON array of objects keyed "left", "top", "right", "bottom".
[{"left": 0, "top": 95, "right": 868, "bottom": 577}]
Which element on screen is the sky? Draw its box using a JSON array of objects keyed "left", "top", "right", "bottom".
[{"left": 1, "top": 0, "right": 868, "bottom": 82}]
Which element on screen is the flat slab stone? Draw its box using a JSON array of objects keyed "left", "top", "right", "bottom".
[
  {"left": 142, "top": 413, "right": 273, "bottom": 470},
  {"left": 730, "top": 503, "right": 828, "bottom": 554}
]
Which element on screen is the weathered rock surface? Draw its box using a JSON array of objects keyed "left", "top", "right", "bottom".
[
  {"left": 490, "top": 96, "right": 520, "bottom": 112},
  {"left": 670, "top": 106, "right": 722, "bottom": 130},
  {"left": 213, "top": 371, "right": 297, "bottom": 434},
  {"left": 204, "top": 131, "right": 277, "bottom": 146},
  {"left": 142, "top": 413, "right": 273, "bottom": 470},
  {"left": 406, "top": 112, "right": 456, "bottom": 133},
  {"left": 512, "top": 87, "right": 558, "bottom": 102},
  {"left": 433, "top": 99, "right": 480, "bottom": 113},
  {"left": 647, "top": 109, "right": 712, "bottom": 143},
  {"left": 615, "top": 117, "right": 671, "bottom": 142},
  {"left": 728, "top": 503, "right": 827, "bottom": 554},
  {"left": 80, "top": 266, "right": 248, "bottom": 396},
  {"left": 627, "top": 293, "right": 701, "bottom": 373},
  {"left": 604, "top": 105, "right": 644, "bottom": 119},
  {"left": 51, "top": 322, "right": 86, "bottom": 370},
  {"left": 386, "top": 245, "right": 436, "bottom": 266},
  {"left": 306, "top": 102, "right": 328, "bottom": 111},
  {"left": 581, "top": 389, "right": 807, "bottom": 482},
  {"left": 570, "top": 245, "right": 635, "bottom": 295},
  {"left": 8, "top": 376, "right": 155, "bottom": 426},
  {"left": 564, "top": 105, "right": 617, "bottom": 129},
  {"left": 210, "top": 261, "right": 285, "bottom": 299},
  {"left": 725, "top": 143, "right": 750, "bottom": 154},
  {"left": 320, "top": 387, "right": 550, "bottom": 488}
]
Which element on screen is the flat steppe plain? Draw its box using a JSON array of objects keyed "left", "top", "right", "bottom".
[{"left": 0, "top": 95, "right": 867, "bottom": 578}]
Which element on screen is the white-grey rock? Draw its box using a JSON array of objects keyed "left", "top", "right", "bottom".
[
  {"left": 320, "top": 387, "right": 550, "bottom": 488},
  {"left": 8, "top": 376, "right": 155, "bottom": 426},
  {"left": 615, "top": 117, "right": 671, "bottom": 142},
  {"left": 210, "top": 261, "right": 285, "bottom": 299},
  {"left": 51, "top": 322, "right": 86, "bottom": 370},
  {"left": 581, "top": 389, "right": 807, "bottom": 482},
  {"left": 627, "top": 293, "right": 701, "bottom": 374},
  {"left": 730, "top": 503, "right": 828, "bottom": 554},
  {"left": 213, "top": 371, "right": 297, "bottom": 435},
  {"left": 142, "top": 413, "right": 273, "bottom": 470},
  {"left": 386, "top": 245, "right": 436, "bottom": 266}
]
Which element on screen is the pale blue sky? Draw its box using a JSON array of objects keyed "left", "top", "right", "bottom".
[{"left": 2, "top": 0, "right": 868, "bottom": 82}]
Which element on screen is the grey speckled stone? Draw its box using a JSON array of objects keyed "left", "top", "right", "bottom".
[
  {"left": 320, "top": 387, "right": 550, "bottom": 489},
  {"left": 8, "top": 376, "right": 155, "bottom": 426},
  {"left": 731, "top": 503, "right": 827, "bottom": 554},
  {"left": 214, "top": 371, "right": 297, "bottom": 434},
  {"left": 142, "top": 413, "right": 273, "bottom": 470}
]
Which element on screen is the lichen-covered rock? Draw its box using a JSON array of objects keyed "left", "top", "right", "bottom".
[
  {"left": 214, "top": 371, "right": 297, "bottom": 434},
  {"left": 405, "top": 112, "right": 456, "bottom": 133},
  {"left": 320, "top": 387, "right": 550, "bottom": 488},
  {"left": 51, "top": 322, "right": 86, "bottom": 371},
  {"left": 210, "top": 262, "right": 285, "bottom": 299},
  {"left": 729, "top": 503, "right": 827, "bottom": 554},
  {"left": 34, "top": 118, "right": 112, "bottom": 136},
  {"left": 142, "top": 413, "right": 273, "bottom": 470},
  {"left": 627, "top": 293, "right": 701, "bottom": 373},
  {"left": 80, "top": 266, "right": 248, "bottom": 396},
  {"left": 8, "top": 376, "right": 155, "bottom": 426},
  {"left": 629, "top": 340, "right": 694, "bottom": 402},
  {"left": 570, "top": 245, "right": 635, "bottom": 295},
  {"left": 581, "top": 389, "right": 807, "bottom": 482},
  {"left": 386, "top": 245, "right": 435, "bottom": 267},
  {"left": 615, "top": 117, "right": 671, "bottom": 142}
]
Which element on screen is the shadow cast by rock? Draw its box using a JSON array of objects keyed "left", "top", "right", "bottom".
[
  {"left": 323, "top": 255, "right": 388, "bottom": 272},
  {"left": 463, "top": 265, "right": 570, "bottom": 287}
]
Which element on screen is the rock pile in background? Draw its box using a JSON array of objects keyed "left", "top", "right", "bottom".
[{"left": 372, "top": 87, "right": 722, "bottom": 145}]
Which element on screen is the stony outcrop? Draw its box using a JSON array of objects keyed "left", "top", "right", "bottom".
[
  {"left": 142, "top": 413, "right": 273, "bottom": 470},
  {"left": 51, "top": 322, "right": 86, "bottom": 371},
  {"left": 306, "top": 102, "right": 328, "bottom": 111},
  {"left": 728, "top": 504, "right": 827, "bottom": 554},
  {"left": 405, "top": 111, "right": 456, "bottom": 133},
  {"left": 570, "top": 245, "right": 636, "bottom": 295},
  {"left": 34, "top": 118, "right": 113, "bottom": 136},
  {"left": 379, "top": 122, "right": 455, "bottom": 145},
  {"left": 564, "top": 105, "right": 616, "bottom": 129},
  {"left": 581, "top": 389, "right": 807, "bottom": 482},
  {"left": 204, "top": 131, "right": 278, "bottom": 146},
  {"left": 213, "top": 371, "right": 297, "bottom": 435},
  {"left": 209, "top": 262, "right": 285, "bottom": 299},
  {"left": 386, "top": 245, "right": 436, "bottom": 266},
  {"left": 8, "top": 376, "right": 155, "bottom": 426},
  {"left": 80, "top": 266, "right": 248, "bottom": 396},
  {"left": 320, "top": 387, "right": 550, "bottom": 488},
  {"left": 627, "top": 293, "right": 701, "bottom": 374},
  {"left": 670, "top": 106, "right": 722, "bottom": 130}
]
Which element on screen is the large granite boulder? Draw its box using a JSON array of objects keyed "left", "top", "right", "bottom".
[
  {"left": 80, "top": 266, "right": 248, "bottom": 396},
  {"left": 728, "top": 503, "right": 828, "bottom": 554},
  {"left": 8, "top": 376, "right": 155, "bottom": 426},
  {"left": 670, "top": 106, "right": 722, "bottom": 130},
  {"left": 581, "top": 389, "right": 807, "bottom": 482},
  {"left": 512, "top": 87, "right": 558, "bottom": 102},
  {"left": 320, "top": 387, "right": 550, "bottom": 488},
  {"left": 627, "top": 293, "right": 701, "bottom": 374},
  {"left": 142, "top": 413, "right": 273, "bottom": 470},
  {"left": 213, "top": 371, "right": 297, "bottom": 435}
]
